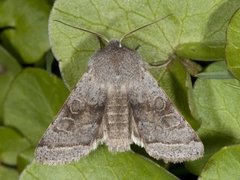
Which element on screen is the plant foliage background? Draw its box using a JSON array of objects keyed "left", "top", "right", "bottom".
[{"left": 1, "top": 0, "right": 240, "bottom": 179}]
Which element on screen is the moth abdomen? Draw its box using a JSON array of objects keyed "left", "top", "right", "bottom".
[{"left": 103, "top": 84, "right": 132, "bottom": 151}]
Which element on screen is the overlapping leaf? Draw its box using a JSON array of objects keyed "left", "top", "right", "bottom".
[
  {"left": 226, "top": 8, "right": 240, "bottom": 80},
  {"left": 0, "top": 0, "right": 51, "bottom": 63},
  {"left": 0, "top": 46, "right": 21, "bottom": 123},
  {"left": 199, "top": 145, "right": 240, "bottom": 180},
  {"left": 186, "top": 61, "right": 240, "bottom": 175},
  {"left": 0, "top": 127, "right": 31, "bottom": 165},
  {"left": 3, "top": 68, "right": 69, "bottom": 145},
  {"left": 0, "top": 165, "right": 18, "bottom": 180}
]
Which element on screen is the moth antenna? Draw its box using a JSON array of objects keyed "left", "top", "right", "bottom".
[
  {"left": 119, "top": 14, "right": 173, "bottom": 43},
  {"left": 54, "top": 20, "right": 109, "bottom": 43}
]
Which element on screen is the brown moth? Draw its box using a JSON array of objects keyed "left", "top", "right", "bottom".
[{"left": 35, "top": 17, "right": 204, "bottom": 165}]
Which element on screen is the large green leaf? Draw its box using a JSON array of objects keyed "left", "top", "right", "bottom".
[
  {"left": 3, "top": 68, "right": 69, "bottom": 145},
  {"left": 194, "top": 62, "right": 240, "bottom": 142},
  {"left": 185, "top": 61, "right": 240, "bottom": 175},
  {"left": 20, "top": 146, "right": 178, "bottom": 180},
  {"left": 199, "top": 145, "right": 240, "bottom": 180},
  {"left": 226, "top": 8, "right": 240, "bottom": 80},
  {"left": 49, "top": 0, "right": 240, "bottom": 88},
  {"left": 0, "top": 127, "right": 31, "bottom": 165},
  {"left": 0, "top": 0, "right": 51, "bottom": 63},
  {"left": 0, "top": 165, "right": 18, "bottom": 180},
  {"left": 0, "top": 45, "right": 21, "bottom": 123}
]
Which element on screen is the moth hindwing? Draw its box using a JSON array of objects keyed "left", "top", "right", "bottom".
[{"left": 35, "top": 40, "right": 204, "bottom": 165}]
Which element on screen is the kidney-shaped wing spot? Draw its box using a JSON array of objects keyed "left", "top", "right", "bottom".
[
  {"left": 35, "top": 73, "right": 107, "bottom": 165},
  {"left": 69, "top": 99, "right": 85, "bottom": 114},
  {"left": 54, "top": 117, "right": 75, "bottom": 132},
  {"left": 159, "top": 114, "right": 182, "bottom": 129},
  {"left": 129, "top": 71, "right": 204, "bottom": 163}
]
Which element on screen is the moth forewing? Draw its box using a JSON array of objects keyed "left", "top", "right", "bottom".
[
  {"left": 35, "top": 73, "right": 106, "bottom": 165},
  {"left": 129, "top": 70, "right": 204, "bottom": 163}
]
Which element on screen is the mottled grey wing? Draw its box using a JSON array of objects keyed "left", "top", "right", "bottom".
[
  {"left": 35, "top": 73, "right": 106, "bottom": 165},
  {"left": 129, "top": 71, "right": 204, "bottom": 163}
]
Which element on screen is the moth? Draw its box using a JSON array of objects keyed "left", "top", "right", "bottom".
[{"left": 35, "top": 16, "right": 204, "bottom": 165}]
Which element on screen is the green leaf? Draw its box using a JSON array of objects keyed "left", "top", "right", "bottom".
[
  {"left": 0, "top": 0, "right": 51, "bottom": 63},
  {"left": 150, "top": 58, "right": 200, "bottom": 129},
  {"left": 0, "top": 127, "right": 31, "bottom": 165},
  {"left": 20, "top": 146, "right": 178, "bottom": 180},
  {"left": 0, "top": 165, "right": 18, "bottom": 180},
  {"left": 175, "top": 42, "right": 225, "bottom": 61},
  {"left": 17, "top": 147, "right": 34, "bottom": 172},
  {"left": 185, "top": 61, "right": 240, "bottom": 174},
  {"left": 3, "top": 68, "right": 69, "bottom": 145},
  {"left": 0, "top": 46, "right": 21, "bottom": 123},
  {"left": 49, "top": 0, "right": 240, "bottom": 88},
  {"left": 199, "top": 145, "right": 240, "bottom": 180},
  {"left": 226, "top": 8, "right": 240, "bottom": 80}
]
